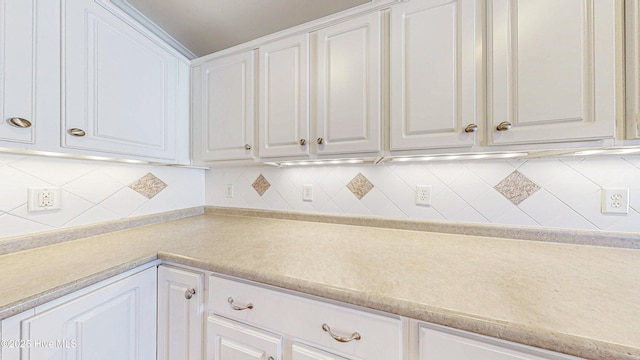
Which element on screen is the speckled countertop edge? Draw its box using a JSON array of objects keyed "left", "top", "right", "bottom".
[{"left": 205, "top": 207, "right": 640, "bottom": 250}]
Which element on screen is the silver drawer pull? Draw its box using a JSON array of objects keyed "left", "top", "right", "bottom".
[
  {"left": 7, "top": 117, "right": 32, "bottom": 128},
  {"left": 68, "top": 128, "right": 86, "bottom": 137},
  {"left": 321, "top": 323, "right": 361, "bottom": 343},
  {"left": 185, "top": 288, "right": 196, "bottom": 300},
  {"left": 227, "top": 297, "right": 253, "bottom": 311}
]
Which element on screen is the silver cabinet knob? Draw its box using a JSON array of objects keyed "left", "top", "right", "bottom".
[
  {"left": 244, "top": 144, "right": 252, "bottom": 150},
  {"left": 496, "top": 121, "right": 512, "bottom": 131},
  {"left": 299, "top": 138, "right": 306, "bottom": 146},
  {"left": 321, "top": 323, "right": 361, "bottom": 343},
  {"left": 7, "top": 117, "right": 32, "bottom": 128},
  {"left": 317, "top": 137, "right": 324, "bottom": 145},
  {"left": 464, "top": 124, "right": 478, "bottom": 133},
  {"left": 227, "top": 297, "right": 253, "bottom": 311},
  {"left": 68, "top": 128, "right": 86, "bottom": 137},
  {"left": 184, "top": 288, "right": 196, "bottom": 300}
]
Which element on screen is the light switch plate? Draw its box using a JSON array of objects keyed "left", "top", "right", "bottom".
[{"left": 302, "top": 184, "right": 313, "bottom": 202}]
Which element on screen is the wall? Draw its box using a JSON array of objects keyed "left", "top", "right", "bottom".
[
  {"left": 0, "top": 153, "right": 205, "bottom": 239},
  {"left": 205, "top": 155, "right": 640, "bottom": 233}
]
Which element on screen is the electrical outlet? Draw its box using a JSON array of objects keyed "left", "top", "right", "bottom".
[
  {"left": 601, "top": 188, "right": 629, "bottom": 214},
  {"left": 225, "top": 184, "right": 234, "bottom": 198},
  {"left": 302, "top": 184, "right": 313, "bottom": 202},
  {"left": 415, "top": 185, "right": 432, "bottom": 206},
  {"left": 28, "top": 188, "right": 61, "bottom": 212}
]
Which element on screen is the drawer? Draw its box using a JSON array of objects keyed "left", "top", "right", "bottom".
[{"left": 208, "top": 275, "right": 402, "bottom": 360}]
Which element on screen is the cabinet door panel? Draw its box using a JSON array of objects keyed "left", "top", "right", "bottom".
[
  {"left": 158, "top": 266, "right": 204, "bottom": 360},
  {"left": 63, "top": 0, "right": 179, "bottom": 160},
  {"left": 197, "top": 51, "right": 256, "bottom": 161},
  {"left": 315, "top": 11, "right": 381, "bottom": 155},
  {"left": 18, "top": 267, "right": 156, "bottom": 360},
  {"left": 487, "top": 0, "right": 616, "bottom": 145},
  {"left": 627, "top": 0, "right": 640, "bottom": 139},
  {"left": 206, "top": 315, "right": 281, "bottom": 360},
  {"left": 259, "top": 34, "right": 309, "bottom": 158},
  {"left": 390, "top": 0, "right": 479, "bottom": 150}
]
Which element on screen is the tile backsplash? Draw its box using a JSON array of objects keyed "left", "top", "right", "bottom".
[
  {"left": 0, "top": 153, "right": 204, "bottom": 239},
  {"left": 206, "top": 155, "right": 640, "bottom": 234}
]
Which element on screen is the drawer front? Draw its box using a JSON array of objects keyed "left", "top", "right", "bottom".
[{"left": 209, "top": 275, "right": 402, "bottom": 360}]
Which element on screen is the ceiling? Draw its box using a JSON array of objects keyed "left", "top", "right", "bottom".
[{"left": 123, "top": 0, "right": 371, "bottom": 57}]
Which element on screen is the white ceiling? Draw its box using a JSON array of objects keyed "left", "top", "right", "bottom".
[{"left": 124, "top": 0, "right": 371, "bottom": 57}]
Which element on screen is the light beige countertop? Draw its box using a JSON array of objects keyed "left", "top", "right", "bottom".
[{"left": 0, "top": 213, "right": 638, "bottom": 360}]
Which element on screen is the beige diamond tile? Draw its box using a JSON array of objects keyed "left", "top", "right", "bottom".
[
  {"left": 252, "top": 174, "right": 271, "bottom": 196},
  {"left": 129, "top": 173, "right": 167, "bottom": 199},
  {"left": 494, "top": 171, "right": 540, "bottom": 205},
  {"left": 347, "top": 173, "right": 374, "bottom": 200}
]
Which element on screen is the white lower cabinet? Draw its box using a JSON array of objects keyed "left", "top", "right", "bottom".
[
  {"left": 291, "top": 342, "right": 350, "bottom": 360},
  {"left": 415, "top": 322, "right": 581, "bottom": 360},
  {"left": 207, "top": 314, "right": 282, "bottom": 360},
  {"left": 1, "top": 266, "right": 157, "bottom": 360},
  {"left": 157, "top": 265, "right": 205, "bottom": 360}
]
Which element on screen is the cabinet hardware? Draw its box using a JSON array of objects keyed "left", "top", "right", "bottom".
[
  {"left": 317, "top": 137, "right": 324, "bottom": 145},
  {"left": 496, "top": 121, "right": 512, "bottom": 131},
  {"left": 7, "top": 117, "right": 32, "bottom": 128},
  {"left": 184, "top": 288, "right": 196, "bottom": 300},
  {"left": 244, "top": 144, "right": 252, "bottom": 150},
  {"left": 68, "top": 128, "right": 86, "bottom": 137},
  {"left": 299, "top": 138, "right": 306, "bottom": 146},
  {"left": 227, "top": 297, "right": 253, "bottom": 311},
  {"left": 464, "top": 124, "right": 478, "bottom": 133},
  {"left": 321, "top": 323, "right": 361, "bottom": 343}
]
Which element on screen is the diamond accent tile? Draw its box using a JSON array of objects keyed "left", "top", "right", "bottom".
[
  {"left": 129, "top": 173, "right": 167, "bottom": 199},
  {"left": 494, "top": 170, "right": 540, "bottom": 205},
  {"left": 347, "top": 173, "right": 374, "bottom": 200},
  {"left": 252, "top": 174, "right": 271, "bottom": 196}
]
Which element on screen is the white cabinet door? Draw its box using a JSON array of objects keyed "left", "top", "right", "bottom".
[
  {"left": 193, "top": 50, "right": 256, "bottom": 162},
  {"left": 63, "top": 0, "right": 185, "bottom": 161},
  {"left": 418, "top": 323, "right": 579, "bottom": 360},
  {"left": 0, "top": 0, "right": 59, "bottom": 148},
  {"left": 390, "top": 0, "right": 481, "bottom": 151},
  {"left": 158, "top": 265, "right": 205, "bottom": 360},
  {"left": 627, "top": 0, "right": 640, "bottom": 139},
  {"left": 3, "top": 267, "right": 157, "bottom": 360},
  {"left": 315, "top": 11, "right": 382, "bottom": 155},
  {"left": 206, "top": 314, "right": 282, "bottom": 360},
  {"left": 259, "top": 34, "right": 310, "bottom": 158},
  {"left": 487, "top": 0, "right": 617, "bottom": 145},
  {"left": 291, "top": 342, "right": 351, "bottom": 360}
]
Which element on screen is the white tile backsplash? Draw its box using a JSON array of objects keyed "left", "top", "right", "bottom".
[
  {"left": 205, "top": 156, "right": 640, "bottom": 234},
  {"left": 0, "top": 156, "right": 205, "bottom": 239}
]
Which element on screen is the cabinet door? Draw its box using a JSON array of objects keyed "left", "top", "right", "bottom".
[
  {"left": 291, "top": 342, "right": 351, "bottom": 360},
  {"left": 390, "top": 0, "right": 480, "bottom": 151},
  {"left": 194, "top": 50, "right": 256, "bottom": 161},
  {"left": 206, "top": 314, "right": 281, "bottom": 360},
  {"left": 63, "top": 0, "right": 182, "bottom": 161},
  {"left": 259, "top": 34, "right": 310, "bottom": 158},
  {"left": 158, "top": 266, "right": 205, "bottom": 360},
  {"left": 627, "top": 0, "right": 640, "bottom": 139},
  {"left": 418, "top": 323, "right": 579, "bottom": 360},
  {"left": 487, "top": 0, "right": 617, "bottom": 145},
  {"left": 315, "top": 11, "right": 382, "bottom": 155},
  {"left": 9, "top": 267, "right": 156, "bottom": 360},
  {"left": 0, "top": 0, "right": 59, "bottom": 148}
]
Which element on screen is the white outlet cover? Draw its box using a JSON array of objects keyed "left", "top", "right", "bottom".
[
  {"left": 601, "top": 188, "right": 629, "bottom": 215},
  {"left": 28, "top": 188, "right": 62, "bottom": 212},
  {"left": 415, "top": 185, "right": 432, "bottom": 206}
]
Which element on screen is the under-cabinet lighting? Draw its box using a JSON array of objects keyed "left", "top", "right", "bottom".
[
  {"left": 0, "top": 147, "right": 151, "bottom": 164},
  {"left": 387, "top": 152, "right": 529, "bottom": 163},
  {"left": 277, "top": 159, "right": 365, "bottom": 167},
  {"left": 572, "top": 147, "right": 640, "bottom": 156}
]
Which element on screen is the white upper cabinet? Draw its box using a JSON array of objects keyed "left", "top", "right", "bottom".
[
  {"left": 627, "top": 0, "right": 640, "bottom": 140},
  {"left": 259, "top": 34, "right": 310, "bottom": 158},
  {"left": 390, "top": 0, "right": 481, "bottom": 151},
  {"left": 62, "top": 0, "right": 188, "bottom": 162},
  {"left": 192, "top": 50, "right": 256, "bottom": 162},
  {"left": 487, "top": 0, "right": 617, "bottom": 145},
  {"left": 0, "top": 0, "right": 59, "bottom": 149},
  {"left": 314, "top": 11, "right": 382, "bottom": 155}
]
